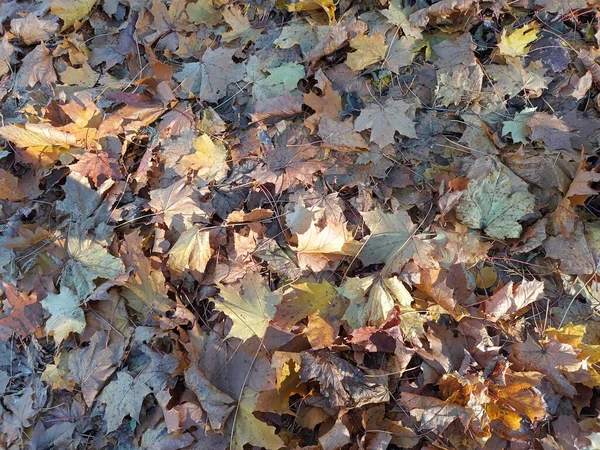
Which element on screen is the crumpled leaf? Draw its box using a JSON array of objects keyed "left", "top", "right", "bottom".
[
  {"left": 181, "top": 134, "right": 228, "bottom": 183},
  {"left": 482, "top": 279, "right": 545, "bottom": 321},
  {"left": 41, "top": 287, "right": 86, "bottom": 345},
  {"left": 286, "top": 0, "right": 336, "bottom": 24},
  {"left": 300, "top": 350, "right": 389, "bottom": 409},
  {"left": 456, "top": 171, "right": 536, "bottom": 240},
  {"left": 0, "top": 282, "right": 44, "bottom": 340},
  {"left": 354, "top": 98, "right": 417, "bottom": 147},
  {"left": 215, "top": 271, "right": 282, "bottom": 341}
]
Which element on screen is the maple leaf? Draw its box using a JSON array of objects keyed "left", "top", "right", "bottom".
[
  {"left": 11, "top": 15, "right": 59, "bottom": 45},
  {"left": 99, "top": 371, "right": 152, "bottom": 433},
  {"left": 184, "top": 365, "right": 235, "bottom": 431},
  {"left": 186, "top": 0, "right": 221, "bottom": 27},
  {"left": 180, "top": 134, "right": 228, "bottom": 184},
  {"left": 510, "top": 336, "right": 581, "bottom": 397},
  {"left": 318, "top": 116, "right": 369, "bottom": 152},
  {"left": 274, "top": 281, "right": 340, "bottom": 330},
  {"left": 482, "top": 279, "right": 545, "bottom": 322},
  {"left": 214, "top": 271, "right": 282, "bottom": 341},
  {"left": 56, "top": 171, "right": 102, "bottom": 222},
  {"left": 300, "top": 350, "right": 389, "bottom": 409},
  {"left": 526, "top": 112, "right": 572, "bottom": 150},
  {"left": 497, "top": 23, "right": 538, "bottom": 57},
  {"left": 286, "top": 0, "right": 337, "bottom": 24},
  {"left": 41, "top": 287, "right": 86, "bottom": 345},
  {"left": 50, "top": 0, "right": 95, "bottom": 29},
  {"left": 400, "top": 392, "right": 473, "bottom": 433},
  {"left": 62, "top": 230, "right": 126, "bottom": 300},
  {"left": 346, "top": 32, "right": 388, "bottom": 71},
  {"left": 15, "top": 43, "right": 57, "bottom": 87},
  {"left": 167, "top": 227, "right": 212, "bottom": 280},
  {"left": 0, "top": 35, "right": 14, "bottom": 77},
  {"left": 0, "top": 282, "right": 43, "bottom": 339},
  {"left": 67, "top": 331, "right": 124, "bottom": 406},
  {"left": 148, "top": 180, "right": 209, "bottom": 233},
  {"left": 456, "top": 171, "right": 536, "bottom": 240},
  {"left": 487, "top": 59, "right": 550, "bottom": 99},
  {"left": 502, "top": 107, "right": 536, "bottom": 144},
  {"left": 231, "top": 387, "right": 284, "bottom": 450},
  {"left": 303, "top": 70, "right": 343, "bottom": 133},
  {"left": 354, "top": 98, "right": 417, "bottom": 147},
  {"left": 357, "top": 208, "right": 417, "bottom": 266},
  {"left": 201, "top": 49, "right": 245, "bottom": 102}
]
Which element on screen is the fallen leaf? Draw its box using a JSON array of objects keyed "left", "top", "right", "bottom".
[
  {"left": 167, "top": 227, "right": 211, "bottom": 280},
  {"left": 215, "top": 271, "right": 282, "bottom": 341},
  {"left": 354, "top": 98, "right": 417, "bottom": 147},
  {"left": 180, "top": 134, "right": 228, "bottom": 183},
  {"left": 300, "top": 350, "right": 389, "bottom": 409},
  {"left": 15, "top": 43, "right": 57, "bottom": 87},
  {"left": 286, "top": 0, "right": 336, "bottom": 24},
  {"left": 346, "top": 32, "right": 388, "bottom": 72},
  {"left": 0, "top": 282, "right": 43, "bottom": 339},
  {"left": 41, "top": 287, "right": 86, "bottom": 345},
  {"left": 99, "top": 371, "right": 152, "bottom": 433},
  {"left": 482, "top": 279, "right": 545, "bottom": 321},
  {"left": 318, "top": 116, "right": 369, "bottom": 152},
  {"left": 456, "top": 171, "right": 536, "bottom": 240},
  {"left": 527, "top": 112, "right": 572, "bottom": 151},
  {"left": 497, "top": 23, "right": 538, "bottom": 57},
  {"left": 231, "top": 387, "right": 284, "bottom": 450},
  {"left": 51, "top": 0, "right": 95, "bottom": 29}
]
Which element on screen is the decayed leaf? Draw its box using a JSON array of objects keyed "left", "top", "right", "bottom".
[
  {"left": 167, "top": 227, "right": 212, "bottom": 280},
  {"left": 354, "top": 98, "right": 417, "bottom": 147},
  {"left": 99, "top": 371, "right": 152, "bottom": 433},
  {"left": 200, "top": 47, "right": 246, "bottom": 103},
  {"left": 511, "top": 336, "right": 581, "bottom": 397},
  {"left": 400, "top": 392, "right": 472, "bottom": 433},
  {"left": 186, "top": 0, "right": 221, "bottom": 27},
  {"left": 526, "top": 112, "right": 572, "bottom": 151},
  {"left": 487, "top": 59, "right": 550, "bottom": 99},
  {"left": 215, "top": 271, "right": 282, "bottom": 341},
  {"left": 231, "top": 387, "right": 284, "bottom": 450},
  {"left": 346, "top": 32, "right": 388, "bottom": 72},
  {"left": 63, "top": 231, "right": 126, "bottom": 300},
  {"left": 11, "top": 16, "right": 59, "bottom": 45},
  {"left": 456, "top": 171, "right": 536, "bottom": 240},
  {"left": 318, "top": 116, "right": 369, "bottom": 152},
  {"left": 497, "top": 23, "right": 538, "bottom": 57},
  {"left": 300, "top": 350, "right": 389, "bottom": 409},
  {"left": 41, "top": 287, "right": 86, "bottom": 345}
]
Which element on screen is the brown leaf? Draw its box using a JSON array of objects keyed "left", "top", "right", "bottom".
[
  {"left": 299, "top": 350, "right": 389, "bottom": 410},
  {"left": 67, "top": 331, "right": 124, "bottom": 406},
  {"left": 0, "top": 282, "right": 43, "bottom": 339},
  {"left": 318, "top": 116, "right": 368, "bottom": 152},
  {"left": 482, "top": 279, "right": 545, "bottom": 322},
  {"left": 15, "top": 43, "right": 57, "bottom": 87},
  {"left": 527, "top": 112, "right": 572, "bottom": 151}
]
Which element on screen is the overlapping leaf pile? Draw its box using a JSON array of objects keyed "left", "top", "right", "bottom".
[{"left": 2, "top": 0, "right": 600, "bottom": 448}]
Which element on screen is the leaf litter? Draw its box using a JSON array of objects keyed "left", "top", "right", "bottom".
[{"left": 1, "top": 0, "right": 600, "bottom": 449}]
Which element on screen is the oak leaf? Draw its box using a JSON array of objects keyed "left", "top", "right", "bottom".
[{"left": 354, "top": 98, "right": 417, "bottom": 147}]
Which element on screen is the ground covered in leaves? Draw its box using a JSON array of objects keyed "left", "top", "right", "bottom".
[{"left": 2, "top": 0, "right": 600, "bottom": 449}]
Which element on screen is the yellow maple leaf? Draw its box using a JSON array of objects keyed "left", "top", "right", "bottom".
[
  {"left": 497, "top": 23, "right": 538, "bottom": 57},
  {"left": 51, "top": 0, "right": 96, "bottom": 30},
  {"left": 346, "top": 32, "right": 388, "bottom": 71},
  {"left": 285, "top": 0, "right": 336, "bottom": 24}
]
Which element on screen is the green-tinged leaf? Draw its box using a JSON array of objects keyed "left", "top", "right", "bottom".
[
  {"left": 358, "top": 208, "right": 417, "bottom": 266},
  {"left": 502, "top": 108, "right": 536, "bottom": 144},
  {"left": 456, "top": 171, "right": 535, "bottom": 240},
  {"left": 232, "top": 387, "right": 284, "bottom": 450}
]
